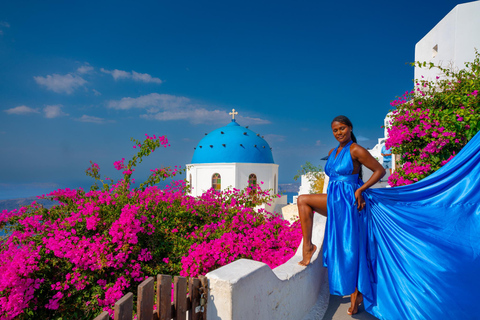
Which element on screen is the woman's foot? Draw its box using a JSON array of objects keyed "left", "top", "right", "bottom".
[
  {"left": 298, "top": 244, "right": 317, "bottom": 266},
  {"left": 347, "top": 292, "right": 363, "bottom": 315}
]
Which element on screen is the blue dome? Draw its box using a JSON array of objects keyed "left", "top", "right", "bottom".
[{"left": 191, "top": 120, "right": 274, "bottom": 164}]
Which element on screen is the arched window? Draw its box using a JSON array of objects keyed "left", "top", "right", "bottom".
[
  {"left": 212, "top": 173, "right": 221, "bottom": 191},
  {"left": 248, "top": 173, "right": 257, "bottom": 187}
]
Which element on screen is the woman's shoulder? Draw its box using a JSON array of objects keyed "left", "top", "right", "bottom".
[{"left": 349, "top": 142, "right": 369, "bottom": 158}]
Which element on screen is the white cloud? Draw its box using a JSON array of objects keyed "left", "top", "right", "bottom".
[
  {"left": 315, "top": 140, "right": 322, "bottom": 146},
  {"left": 131, "top": 71, "right": 162, "bottom": 84},
  {"left": 141, "top": 108, "right": 230, "bottom": 124},
  {"left": 101, "top": 68, "right": 162, "bottom": 84},
  {"left": 0, "top": 22, "right": 10, "bottom": 36},
  {"left": 263, "top": 134, "right": 286, "bottom": 142},
  {"left": 238, "top": 116, "right": 271, "bottom": 125},
  {"left": 109, "top": 93, "right": 225, "bottom": 124},
  {"left": 77, "top": 64, "right": 94, "bottom": 74},
  {"left": 43, "top": 105, "right": 68, "bottom": 118},
  {"left": 101, "top": 68, "right": 130, "bottom": 80},
  {"left": 34, "top": 73, "right": 87, "bottom": 94},
  {"left": 108, "top": 93, "right": 189, "bottom": 110},
  {"left": 108, "top": 93, "right": 270, "bottom": 125},
  {"left": 356, "top": 135, "right": 370, "bottom": 142},
  {"left": 76, "top": 115, "right": 108, "bottom": 124},
  {"left": 4, "top": 105, "right": 40, "bottom": 115},
  {"left": 92, "top": 89, "right": 101, "bottom": 96}
]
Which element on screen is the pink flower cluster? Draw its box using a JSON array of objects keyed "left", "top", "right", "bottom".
[
  {"left": 385, "top": 54, "right": 480, "bottom": 187},
  {"left": 402, "top": 161, "right": 432, "bottom": 177},
  {"left": 390, "top": 90, "right": 414, "bottom": 107},
  {"left": 0, "top": 240, "right": 43, "bottom": 319},
  {"left": 420, "top": 138, "right": 450, "bottom": 159},
  {"left": 113, "top": 158, "right": 126, "bottom": 171},
  {"left": 180, "top": 211, "right": 301, "bottom": 276},
  {"left": 467, "top": 89, "right": 478, "bottom": 97}
]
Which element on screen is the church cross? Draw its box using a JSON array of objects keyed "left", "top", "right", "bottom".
[{"left": 229, "top": 109, "right": 238, "bottom": 120}]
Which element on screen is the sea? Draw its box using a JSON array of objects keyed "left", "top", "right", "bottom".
[{"left": 283, "top": 192, "right": 297, "bottom": 204}]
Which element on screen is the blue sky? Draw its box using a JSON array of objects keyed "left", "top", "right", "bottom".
[{"left": 0, "top": 0, "right": 464, "bottom": 199}]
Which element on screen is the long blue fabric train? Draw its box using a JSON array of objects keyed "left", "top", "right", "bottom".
[{"left": 356, "top": 131, "right": 480, "bottom": 319}]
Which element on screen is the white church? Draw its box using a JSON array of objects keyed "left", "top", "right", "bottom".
[{"left": 186, "top": 109, "right": 287, "bottom": 213}]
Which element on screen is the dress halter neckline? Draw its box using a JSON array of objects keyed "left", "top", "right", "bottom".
[{"left": 334, "top": 140, "right": 353, "bottom": 160}]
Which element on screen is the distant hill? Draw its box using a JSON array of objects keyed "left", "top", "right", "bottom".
[
  {"left": 278, "top": 183, "right": 300, "bottom": 194},
  {"left": 0, "top": 196, "right": 57, "bottom": 212}
]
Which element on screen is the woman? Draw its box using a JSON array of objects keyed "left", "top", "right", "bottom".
[
  {"left": 297, "top": 115, "right": 385, "bottom": 315},
  {"left": 298, "top": 115, "right": 480, "bottom": 320}
]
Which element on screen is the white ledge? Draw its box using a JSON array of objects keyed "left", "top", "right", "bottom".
[{"left": 206, "top": 214, "right": 328, "bottom": 320}]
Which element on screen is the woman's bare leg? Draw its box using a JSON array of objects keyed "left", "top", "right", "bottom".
[
  {"left": 347, "top": 288, "right": 363, "bottom": 315},
  {"left": 297, "top": 194, "right": 327, "bottom": 266}
]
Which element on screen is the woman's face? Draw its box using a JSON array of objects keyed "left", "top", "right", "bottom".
[{"left": 331, "top": 121, "right": 352, "bottom": 144}]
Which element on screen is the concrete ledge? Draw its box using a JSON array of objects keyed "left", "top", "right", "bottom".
[{"left": 206, "top": 214, "right": 328, "bottom": 320}]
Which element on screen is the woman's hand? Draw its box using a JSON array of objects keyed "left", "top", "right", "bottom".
[{"left": 355, "top": 189, "right": 366, "bottom": 211}]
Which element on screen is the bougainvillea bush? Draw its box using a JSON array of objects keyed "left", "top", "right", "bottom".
[
  {"left": 386, "top": 52, "right": 480, "bottom": 186},
  {"left": 0, "top": 134, "right": 301, "bottom": 319}
]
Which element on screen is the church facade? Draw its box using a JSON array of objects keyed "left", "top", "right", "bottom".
[{"left": 186, "top": 110, "right": 286, "bottom": 212}]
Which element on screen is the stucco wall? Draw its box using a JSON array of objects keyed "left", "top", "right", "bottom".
[
  {"left": 235, "top": 163, "right": 279, "bottom": 194},
  {"left": 206, "top": 214, "right": 329, "bottom": 320},
  {"left": 186, "top": 163, "right": 236, "bottom": 196},
  {"left": 415, "top": 1, "right": 480, "bottom": 81},
  {"left": 186, "top": 162, "right": 278, "bottom": 197}
]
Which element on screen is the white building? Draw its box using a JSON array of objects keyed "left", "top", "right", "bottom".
[
  {"left": 364, "top": 112, "right": 394, "bottom": 183},
  {"left": 367, "top": 1, "right": 480, "bottom": 182},
  {"left": 186, "top": 111, "right": 287, "bottom": 213},
  {"left": 415, "top": 1, "right": 480, "bottom": 82},
  {"left": 368, "top": 112, "right": 394, "bottom": 162}
]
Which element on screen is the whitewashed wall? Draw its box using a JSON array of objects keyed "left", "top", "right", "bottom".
[
  {"left": 186, "top": 162, "right": 285, "bottom": 214},
  {"left": 186, "top": 162, "right": 278, "bottom": 197},
  {"left": 415, "top": 1, "right": 480, "bottom": 82},
  {"left": 206, "top": 214, "right": 329, "bottom": 320},
  {"left": 235, "top": 163, "right": 279, "bottom": 195},
  {"left": 187, "top": 163, "right": 236, "bottom": 196}
]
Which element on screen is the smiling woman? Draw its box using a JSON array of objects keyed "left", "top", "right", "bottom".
[
  {"left": 298, "top": 111, "right": 480, "bottom": 319},
  {"left": 296, "top": 115, "right": 385, "bottom": 315}
]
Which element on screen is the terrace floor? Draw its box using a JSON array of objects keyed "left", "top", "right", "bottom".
[{"left": 322, "top": 294, "right": 379, "bottom": 320}]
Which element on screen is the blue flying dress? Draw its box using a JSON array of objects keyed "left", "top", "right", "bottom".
[
  {"left": 323, "top": 135, "right": 480, "bottom": 320},
  {"left": 323, "top": 139, "right": 363, "bottom": 295}
]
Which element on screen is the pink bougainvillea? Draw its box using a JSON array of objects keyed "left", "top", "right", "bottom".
[
  {"left": 0, "top": 134, "right": 300, "bottom": 319},
  {"left": 386, "top": 52, "right": 480, "bottom": 186}
]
